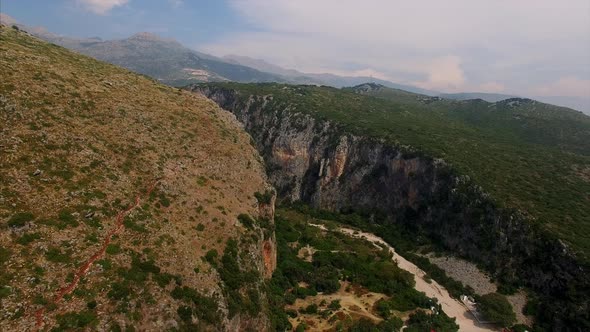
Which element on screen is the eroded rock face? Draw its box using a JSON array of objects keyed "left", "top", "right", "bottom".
[
  {"left": 258, "top": 191, "right": 277, "bottom": 278},
  {"left": 193, "top": 85, "right": 589, "bottom": 331}
]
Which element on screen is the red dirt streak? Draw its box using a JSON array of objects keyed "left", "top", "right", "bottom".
[{"left": 34, "top": 179, "right": 160, "bottom": 330}]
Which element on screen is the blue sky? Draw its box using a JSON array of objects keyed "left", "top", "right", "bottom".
[
  {"left": 1, "top": 0, "right": 246, "bottom": 46},
  {"left": 2, "top": 0, "right": 589, "bottom": 101}
]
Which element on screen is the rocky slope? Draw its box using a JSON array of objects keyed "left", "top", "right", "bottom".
[
  {"left": 0, "top": 26, "right": 276, "bottom": 331},
  {"left": 192, "top": 84, "right": 589, "bottom": 331}
]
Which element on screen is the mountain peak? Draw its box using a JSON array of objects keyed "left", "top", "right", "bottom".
[
  {"left": 0, "top": 13, "right": 18, "bottom": 26},
  {"left": 128, "top": 32, "right": 172, "bottom": 42},
  {"left": 352, "top": 82, "right": 386, "bottom": 91}
]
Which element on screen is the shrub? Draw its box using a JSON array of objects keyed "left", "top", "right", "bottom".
[
  {"left": 87, "top": 300, "right": 97, "bottom": 309},
  {"left": 237, "top": 214, "right": 255, "bottom": 229},
  {"left": 295, "top": 322, "right": 307, "bottom": 332},
  {"left": 0, "top": 247, "right": 11, "bottom": 264},
  {"left": 177, "top": 305, "right": 192, "bottom": 322},
  {"left": 106, "top": 244, "right": 122, "bottom": 255},
  {"left": 376, "top": 299, "right": 391, "bottom": 318},
  {"left": 300, "top": 303, "right": 318, "bottom": 314},
  {"left": 159, "top": 193, "right": 171, "bottom": 207},
  {"left": 16, "top": 232, "right": 41, "bottom": 245},
  {"left": 108, "top": 281, "right": 131, "bottom": 300},
  {"left": 54, "top": 310, "right": 98, "bottom": 330},
  {"left": 171, "top": 286, "right": 221, "bottom": 324},
  {"left": 254, "top": 190, "right": 274, "bottom": 204},
  {"left": 204, "top": 249, "right": 218, "bottom": 266},
  {"left": 0, "top": 286, "right": 11, "bottom": 299},
  {"left": 45, "top": 247, "right": 70, "bottom": 263},
  {"left": 328, "top": 299, "right": 341, "bottom": 310},
  {"left": 7, "top": 212, "right": 34, "bottom": 228},
  {"left": 53, "top": 209, "right": 79, "bottom": 229},
  {"left": 380, "top": 317, "right": 404, "bottom": 331},
  {"left": 477, "top": 293, "right": 516, "bottom": 327},
  {"left": 284, "top": 293, "right": 296, "bottom": 305},
  {"left": 406, "top": 310, "right": 459, "bottom": 332},
  {"left": 154, "top": 272, "right": 178, "bottom": 288},
  {"left": 196, "top": 176, "right": 208, "bottom": 186},
  {"left": 97, "top": 259, "right": 112, "bottom": 270}
]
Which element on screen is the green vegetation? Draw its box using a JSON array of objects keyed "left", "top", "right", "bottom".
[
  {"left": 106, "top": 243, "right": 122, "bottom": 255},
  {"left": 347, "top": 318, "right": 404, "bottom": 331},
  {"left": 38, "top": 210, "right": 79, "bottom": 229},
  {"left": 477, "top": 293, "right": 517, "bottom": 327},
  {"left": 7, "top": 212, "right": 34, "bottom": 228},
  {"left": 203, "top": 249, "right": 218, "bottom": 267},
  {"left": 289, "top": 204, "right": 474, "bottom": 297},
  {"left": 254, "top": 189, "right": 274, "bottom": 204},
  {"left": 45, "top": 247, "right": 71, "bottom": 264},
  {"left": 16, "top": 232, "right": 41, "bottom": 245},
  {"left": 328, "top": 299, "right": 341, "bottom": 310},
  {"left": 266, "top": 208, "right": 457, "bottom": 331},
  {"left": 170, "top": 286, "right": 221, "bottom": 325},
  {"left": 405, "top": 310, "right": 460, "bottom": 332},
  {"left": 196, "top": 175, "right": 208, "bottom": 186},
  {"left": 106, "top": 252, "right": 166, "bottom": 305},
  {"left": 207, "top": 238, "right": 262, "bottom": 318},
  {"left": 0, "top": 247, "right": 11, "bottom": 265},
  {"left": 237, "top": 213, "right": 255, "bottom": 229},
  {"left": 203, "top": 82, "right": 590, "bottom": 258},
  {"left": 158, "top": 193, "right": 171, "bottom": 208},
  {"left": 53, "top": 310, "right": 98, "bottom": 331}
]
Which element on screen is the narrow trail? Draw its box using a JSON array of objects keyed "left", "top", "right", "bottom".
[
  {"left": 309, "top": 223, "right": 498, "bottom": 332},
  {"left": 34, "top": 179, "right": 160, "bottom": 330}
]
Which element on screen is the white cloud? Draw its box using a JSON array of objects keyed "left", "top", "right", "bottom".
[
  {"left": 307, "top": 68, "right": 392, "bottom": 81},
  {"left": 533, "top": 77, "right": 590, "bottom": 97},
  {"left": 200, "top": 0, "right": 590, "bottom": 95},
  {"left": 76, "top": 0, "right": 129, "bottom": 14},
  {"left": 412, "top": 56, "right": 465, "bottom": 92}
]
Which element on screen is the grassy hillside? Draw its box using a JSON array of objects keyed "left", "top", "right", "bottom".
[
  {"left": 202, "top": 82, "right": 590, "bottom": 259},
  {"left": 0, "top": 26, "right": 272, "bottom": 331}
]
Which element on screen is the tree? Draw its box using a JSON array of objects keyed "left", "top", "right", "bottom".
[{"left": 478, "top": 293, "right": 516, "bottom": 327}]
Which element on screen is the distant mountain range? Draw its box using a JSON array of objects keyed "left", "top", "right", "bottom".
[
  {"left": 2, "top": 12, "right": 587, "bottom": 114},
  {"left": 223, "top": 54, "right": 438, "bottom": 95},
  {"left": 441, "top": 92, "right": 590, "bottom": 115}
]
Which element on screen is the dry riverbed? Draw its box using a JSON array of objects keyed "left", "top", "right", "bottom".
[
  {"left": 309, "top": 223, "right": 498, "bottom": 332},
  {"left": 426, "top": 254, "right": 532, "bottom": 326}
]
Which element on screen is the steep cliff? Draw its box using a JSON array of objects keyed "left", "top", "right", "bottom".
[{"left": 192, "top": 84, "right": 589, "bottom": 331}]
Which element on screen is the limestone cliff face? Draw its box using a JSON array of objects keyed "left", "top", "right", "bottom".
[{"left": 192, "top": 85, "right": 589, "bottom": 331}]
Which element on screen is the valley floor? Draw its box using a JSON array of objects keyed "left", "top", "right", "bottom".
[
  {"left": 310, "top": 224, "right": 498, "bottom": 332},
  {"left": 426, "top": 254, "right": 533, "bottom": 326}
]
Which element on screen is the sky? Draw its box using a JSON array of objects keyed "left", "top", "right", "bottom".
[{"left": 2, "top": 0, "right": 590, "bottom": 99}]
